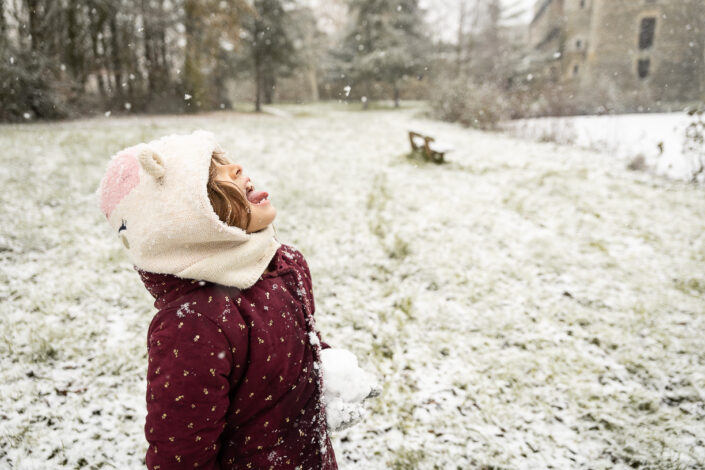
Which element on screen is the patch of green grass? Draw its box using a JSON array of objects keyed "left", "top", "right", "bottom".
[
  {"left": 371, "top": 341, "right": 394, "bottom": 361},
  {"left": 29, "top": 330, "right": 60, "bottom": 362},
  {"left": 673, "top": 278, "right": 705, "bottom": 296},
  {"left": 387, "top": 235, "right": 411, "bottom": 260},
  {"left": 368, "top": 219, "right": 386, "bottom": 240},
  {"left": 366, "top": 173, "right": 412, "bottom": 261},
  {"left": 389, "top": 448, "right": 427, "bottom": 470},
  {"left": 403, "top": 150, "right": 446, "bottom": 166},
  {"left": 342, "top": 100, "right": 426, "bottom": 112},
  {"left": 589, "top": 240, "right": 610, "bottom": 254},
  {"left": 394, "top": 296, "right": 414, "bottom": 320},
  {"left": 366, "top": 174, "right": 391, "bottom": 212}
]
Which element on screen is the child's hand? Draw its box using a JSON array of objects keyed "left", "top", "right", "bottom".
[
  {"left": 320, "top": 348, "right": 380, "bottom": 432},
  {"left": 367, "top": 381, "right": 382, "bottom": 399},
  {"left": 325, "top": 400, "right": 365, "bottom": 432}
]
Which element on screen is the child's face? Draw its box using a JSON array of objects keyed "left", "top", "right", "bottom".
[{"left": 213, "top": 161, "right": 277, "bottom": 233}]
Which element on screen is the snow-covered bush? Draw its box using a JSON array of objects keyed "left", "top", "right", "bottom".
[
  {"left": 429, "top": 77, "right": 509, "bottom": 130},
  {"left": 683, "top": 105, "right": 705, "bottom": 182},
  {"left": 0, "top": 49, "right": 69, "bottom": 122}
]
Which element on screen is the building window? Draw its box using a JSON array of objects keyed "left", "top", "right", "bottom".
[
  {"left": 639, "top": 17, "right": 656, "bottom": 49},
  {"left": 580, "top": 0, "right": 586, "bottom": 8},
  {"left": 638, "top": 58, "right": 650, "bottom": 78},
  {"left": 576, "top": 39, "right": 582, "bottom": 48},
  {"left": 573, "top": 64, "right": 579, "bottom": 76},
  {"left": 549, "top": 66, "right": 559, "bottom": 82}
]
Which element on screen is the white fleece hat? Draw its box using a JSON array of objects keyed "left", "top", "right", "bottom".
[{"left": 98, "top": 130, "right": 280, "bottom": 289}]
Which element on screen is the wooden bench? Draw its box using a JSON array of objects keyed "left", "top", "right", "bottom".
[{"left": 408, "top": 131, "right": 452, "bottom": 163}]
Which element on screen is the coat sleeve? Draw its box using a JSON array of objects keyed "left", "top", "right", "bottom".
[{"left": 144, "top": 309, "right": 235, "bottom": 470}]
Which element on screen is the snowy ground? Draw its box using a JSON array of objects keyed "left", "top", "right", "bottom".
[
  {"left": 504, "top": 112, "right": 704, "bottom": 183},
  {"left": 1, "top": 104, "right": 704, "bottom": 469}
]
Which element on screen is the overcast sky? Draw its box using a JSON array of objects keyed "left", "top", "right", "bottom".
[
  {"left": 302, "top": 0, "right": 536, "bottom": 41},
  {"left": 420, "top": 0, "right": 536, "bottom": 40}
]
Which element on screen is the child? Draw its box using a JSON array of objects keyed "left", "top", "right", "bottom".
[{"left": 98, "top": 131, "right": 376, "bottom": 470}]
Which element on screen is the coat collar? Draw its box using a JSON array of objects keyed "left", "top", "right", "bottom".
[{"left": 137, "top": 245, "right": 295, "bottom": 309}]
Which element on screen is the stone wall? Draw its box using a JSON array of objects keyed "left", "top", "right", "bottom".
[
  {"left": 526, "top": 0, "right": 705, "bottom": 113},
  {"left": 585, "top": 0, "right": 704, "bottom": 111}
]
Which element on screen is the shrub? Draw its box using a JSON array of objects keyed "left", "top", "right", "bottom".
[
  {"left": 683, "top": 105, "right": 705, "bottom": 182},
  {"left": 429, "top": 76, "right": 509, "bottom": 130},
  {"left": 0, "top": 49, "right": 69, "bottom": 122}
]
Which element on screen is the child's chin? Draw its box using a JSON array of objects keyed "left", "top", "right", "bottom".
[{"left": 246, "top": 213, "right": 276, "bottom": 233}]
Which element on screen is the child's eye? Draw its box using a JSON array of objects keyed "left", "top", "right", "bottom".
[{"left": 118, "top": 219, "right": 130, "bottom": 249}]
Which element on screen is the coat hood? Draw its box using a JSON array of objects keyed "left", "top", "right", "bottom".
[{"left": 97, "top": 130, "right": 280, "bottom": 288}]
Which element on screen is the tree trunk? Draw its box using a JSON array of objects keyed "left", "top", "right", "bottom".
[
  {"left": 99, "top": 28, "right": 114, "bottom": 94},
  {"left": 393, "top": 82, "right": 400, "bottom": 108},
  {"left": 183, "top": 0, "right": 206, "bottom": 111},
  {"left": 156, "top": 0, "right": 168, "bottom": 85},
  {"left": 307, "top": 67, "right": 318, "bottom": 102},
  {"left": 0, "top": 0, "right": 7, "bottom": 48},
  {"left": 109, "top": 14, "right": 123, "bottom": 99},
  {"left": 25, "top": 0, "right": 40, "bottom": 51},
  {"left": 89, "top": 18, "right": 107, "bottom": 97},
  {"left": 141, "top": 0, "right": 154, "bottom": 93},
  {"left": 125, "top": 20, "right": 139, "bottom": 102},
  {"left": 65, "top": 0, "right": 85, "bottom": 84},
  {"left": 363, "top": 80, "right": 371, "bottom": 110},
  {"left": 455, "top": 0, "right": 466, "bottom": 77},
  {"left": 263, "top": 69, "right": 274, "bottom": 105},
  {"left": 254, "top": 57, "right": 262, "bottom": 112}
]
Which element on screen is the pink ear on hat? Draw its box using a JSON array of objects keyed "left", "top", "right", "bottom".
[{"left": 99, "top": 149, "right": 140, "bottom": 219}]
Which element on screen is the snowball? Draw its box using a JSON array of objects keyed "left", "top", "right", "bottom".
[
  {"left": 320, "top": 349, "right": 379, "bottom": 432},
  {"left": 320, "top": 348, "right": 377, "bottom": 404}
]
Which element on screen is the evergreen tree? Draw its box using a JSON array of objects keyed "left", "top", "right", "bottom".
[
  {"left": 183, "top": 0, "right": 250, "bottom": 112},
  {"left": 336, "top": 0, "right": 429, "bottom": 108},
  {"left": 239, "top": 0, "right": 297, "bottom": 111}
]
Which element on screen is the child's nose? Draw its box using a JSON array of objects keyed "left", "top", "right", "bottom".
[{"left": 227, "top": 163, "right": 243, "bottom": 179}]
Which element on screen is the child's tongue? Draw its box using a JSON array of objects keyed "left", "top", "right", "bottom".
[{"left": 247, "top": 190, "right": 268, "bottom": 204}]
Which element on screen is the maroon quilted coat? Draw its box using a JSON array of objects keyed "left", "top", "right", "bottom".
[{"left": 138, "top": 244, "right": 337, "bottom": 470}]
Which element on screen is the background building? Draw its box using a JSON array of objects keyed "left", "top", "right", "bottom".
[{"left": 526, "top": 0, "right": 705, "bottom": 112}]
